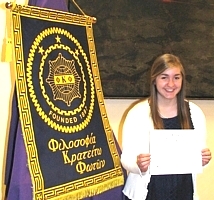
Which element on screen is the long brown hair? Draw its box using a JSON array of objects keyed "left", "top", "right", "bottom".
[{"left": 149, "top": 54, "right": 191, "bottom": 129}]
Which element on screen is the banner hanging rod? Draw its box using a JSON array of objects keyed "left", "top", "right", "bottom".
[
  {"left": 5, "top": 1, "right": 97, "bottom": 23},
  {"left": 5, "top": 2, "right": 13, "bottom": 9}
]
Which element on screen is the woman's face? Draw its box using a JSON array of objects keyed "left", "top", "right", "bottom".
[{"left": 155, "top": 66, "right": 182, "bottom": 101}]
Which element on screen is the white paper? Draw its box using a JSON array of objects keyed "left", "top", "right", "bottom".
[{"left": 149, "top": 130, "right": 203, "bottom": 175}]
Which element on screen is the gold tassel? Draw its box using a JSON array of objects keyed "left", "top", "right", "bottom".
[
  {"left": 1, "top": 37, "right": 12, "bottom": 62},
  {"left": 5, "top": 37, "right": 12, "bottom": 62},
  {"left": 2, "top": 2, "right": 13, "bottom": 62}
]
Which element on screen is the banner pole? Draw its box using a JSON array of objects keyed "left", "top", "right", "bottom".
[{"left": 5, "top": 2, "right": 13, "bottom": 9}]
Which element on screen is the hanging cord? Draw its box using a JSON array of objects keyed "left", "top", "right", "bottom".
[
  {"left": 68, "top": 0, "right": 97, "bottom": 23},
  {"left": 69, "top": 0, "right": 86, "bottom": 15}
]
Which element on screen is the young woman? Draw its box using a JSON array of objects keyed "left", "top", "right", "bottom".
[{"left": 121, "top": 54, "right": 212, "bottom": 200}]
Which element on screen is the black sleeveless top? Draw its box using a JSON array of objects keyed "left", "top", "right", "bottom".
[{"left": 145, "top": 116, "right": 194, "bottom": 200}]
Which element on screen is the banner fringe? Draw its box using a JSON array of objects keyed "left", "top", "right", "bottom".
[{"left": 51, "top": 176, "right": 124, "bottom": 200}]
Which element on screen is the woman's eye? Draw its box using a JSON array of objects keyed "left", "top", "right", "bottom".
[{"left": 161, "top": 76, "right": 167, "bottom": 79}]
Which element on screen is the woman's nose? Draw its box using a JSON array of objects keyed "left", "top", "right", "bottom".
[{"left": 167, "top": 78, "right": 175, "bottom": 87}]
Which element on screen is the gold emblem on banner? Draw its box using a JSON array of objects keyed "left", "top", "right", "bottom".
[{"left": 46, "top": 53, "right": 81, "bottom": 106}]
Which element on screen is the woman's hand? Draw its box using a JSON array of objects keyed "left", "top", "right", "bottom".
[
  {"left": 136, "top": 154, "right": 151, "bottom": 172},
  {"left": 202, "top": 148, "right": 212, "bottom": 166}
]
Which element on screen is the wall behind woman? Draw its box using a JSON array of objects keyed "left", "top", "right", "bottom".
[{"left": 105, "top": 98, "right": 214, "bottom": 200}]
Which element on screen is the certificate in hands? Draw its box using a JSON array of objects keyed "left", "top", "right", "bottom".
[{"left": 149, "top": 130, "right": 203, "bottom": 175}]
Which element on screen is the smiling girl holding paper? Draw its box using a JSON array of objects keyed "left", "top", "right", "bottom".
[{"left": 121, "top": 53, "right": 212, "bottom": 200}]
